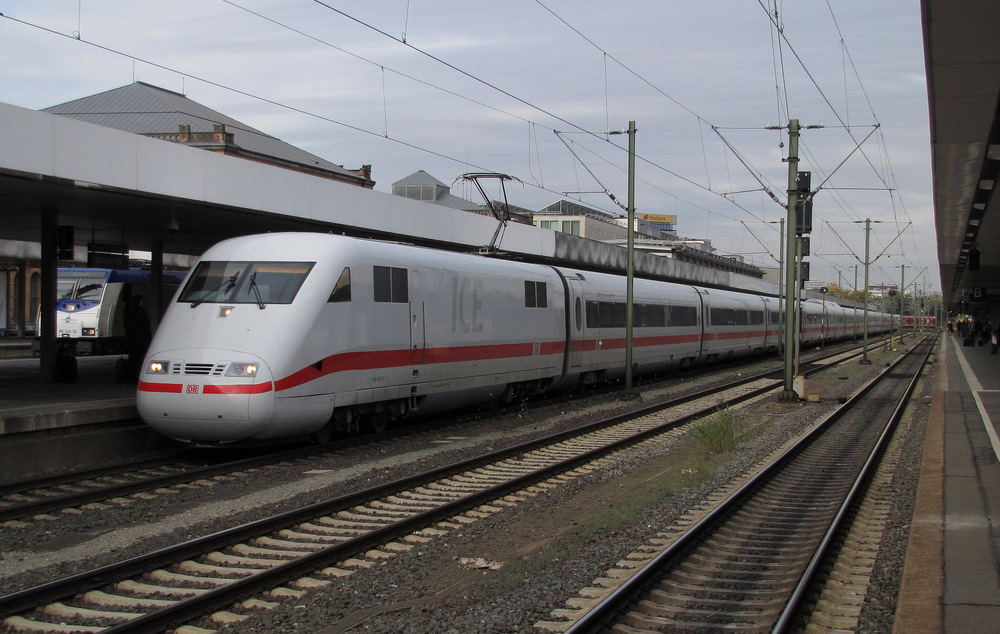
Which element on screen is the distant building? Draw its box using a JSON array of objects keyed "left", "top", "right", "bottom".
[
  {"left": 43, "top": 82, "right": 375, "bottom": 188},
  {"left": 868, "top": 284, "right": 899, "bottom": 299},
  {"left": 533, "top": 200, "right": 632, "bottom": 241},
  {"left": 390, "top": 170, "right": 533, "bottom": 224},
  {"left": 391, "top": 170, "right": 483, "bottom": 209},
  {"left": 637, "top": 213, "right": 677, "bottom": 233}
]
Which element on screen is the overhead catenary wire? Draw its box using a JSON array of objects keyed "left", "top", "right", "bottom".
[{"left": 3, "top": 2, "right": 927, "bottom": 284}]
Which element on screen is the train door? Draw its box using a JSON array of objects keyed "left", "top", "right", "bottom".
[
  {"left": 409, "top": 270, "right": 425, "bottom": 365},
  {"left": 564, "top": 275, "right": 585, "bottom": 373},
  {"left": 695, "top": 288, "right": 709, "bottom": 361},
  {"left": 761, "top": 296, "right": 777, "bottom": 352}
]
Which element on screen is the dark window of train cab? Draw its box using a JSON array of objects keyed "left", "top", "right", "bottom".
[
  {"left": 374, "top": 266, "right": 408, "bottom": 303},
  {"left": 329, "top": 267, "right": 351, "bottom": 302},
  {"left": 525, "top": 281, "right": 547, "bottom": 308}
]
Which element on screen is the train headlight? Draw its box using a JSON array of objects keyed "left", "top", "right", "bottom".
[
  {"left": 226, "top": 362, "right": 259, "bottom": 377},
  {"left": 82, "top": 328, "right": 96, "bottom": 337},
  {"left": 146, "top": 360, "right": 170, "bottom": 375}
]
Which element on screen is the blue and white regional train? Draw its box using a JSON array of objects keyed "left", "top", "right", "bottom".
[
  {"left": 137, "top": 233, "right": 891, "bottom": 445},
  {"left": 40, "top": 268, "right": 186, "bottom": 356}
]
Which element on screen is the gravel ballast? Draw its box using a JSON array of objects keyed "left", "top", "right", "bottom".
[{"left": 0, "top": 341, "right": 933, "bottom": 632}]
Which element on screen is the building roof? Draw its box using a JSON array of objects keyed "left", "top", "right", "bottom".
[
  {"left": 391, "top": 170, "right": 485, "bottom": 211},
  {"left": 540, "top": 199, "right": 619, "bottom": 218},
  {"left": 392, "top": 170, "right": 449, "bottom": 188},
  {"left": 42, "top": 82, "right": 373, "bottom": 187}
]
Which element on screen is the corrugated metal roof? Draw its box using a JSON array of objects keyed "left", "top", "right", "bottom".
[
  {"left": 42, "top": 82, "right": 367, "bottom": 183},
  {"left": 391, "top": 170, "right": 447, "bottom": 188},
  {"left": 390, "top": 170, "right": 485, "bottom": 211}
]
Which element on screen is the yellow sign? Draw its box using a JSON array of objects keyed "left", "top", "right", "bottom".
[{"left": 639, "top": 214, "right": 676, "bottom": 224}]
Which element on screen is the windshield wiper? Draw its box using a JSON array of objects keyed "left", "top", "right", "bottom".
[
  {"left": 248, "top": 272, "right": 266, "bottom": 309},
  {"left": 190, "top": 271, "right": 241, "bottom": 308}
]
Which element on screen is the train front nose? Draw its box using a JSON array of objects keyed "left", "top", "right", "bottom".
[{"left": 136, "top": 350, "right": 275, "bottom": 443}]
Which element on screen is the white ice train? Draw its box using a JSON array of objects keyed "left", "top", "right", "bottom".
[{"left": 137, "top": 233, "right": 891, "bottom": 445}]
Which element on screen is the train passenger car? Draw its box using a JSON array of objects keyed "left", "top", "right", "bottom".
[
  {"left": 38, "top": 268, "right": 185, "bottom": 356},
  {"left": 558, "top": 268, "right": 703, "bottom": 382},
  {"left": 901, "top": 315, "right": 936, "bottom": 328},
  {"left": 138, "top": 234, "right": 568, "bottom": 443},
  {"left": 700, "top": 288, "right": 768, "bottom": 361},
  {"left": 822, "top": 301, "right": 851, "bottom": 342},
  {"left": 799, "top": 301, "right": 825, "bottom": 347}
]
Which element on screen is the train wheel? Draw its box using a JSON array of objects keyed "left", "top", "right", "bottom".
[
  {"left": 365, "top": 410, "right": 389, "bottom": 434},
  {"left": 500, "top": 384, "right": 520, "bottom": 405}
]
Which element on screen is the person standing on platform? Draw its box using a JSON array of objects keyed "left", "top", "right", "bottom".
[{"left": 124, "top": 293, "right": 152, "bottom": 382}]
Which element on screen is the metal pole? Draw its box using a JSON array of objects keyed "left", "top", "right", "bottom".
[
  {"left": 778, "top": 217, "right": 785, "bottom": 359},
  {"left": 861, "top": 219, "right": 871, "bottom": 364},
  {"left": 793, "top": 234, "right": 802, "bottom": 371},
  {"left": 625, "top": 120, "right": 636, "bottom": 395},
  {"left": 899, "top": 264, "right": 905, "bottom": 345},
  {"left": 781, "top": 120, "right": 800, "bottom": 399},
  {"left": 821, "top": 290, "right": 826, "bottom": 349}
]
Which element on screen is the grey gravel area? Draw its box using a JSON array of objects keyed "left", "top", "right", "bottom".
[{"left": 0, "top": 340, "right": 932, "bottom": 633}]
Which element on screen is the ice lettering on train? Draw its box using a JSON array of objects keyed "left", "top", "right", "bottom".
[{"left": 452, "top": 276, "right": 484, "bottom": 333}]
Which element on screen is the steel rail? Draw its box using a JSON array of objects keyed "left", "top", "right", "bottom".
[
  {"left": 0, "top": 340, "right": 874, "bottom": 629},
  {"left": 0, "top": 339, "right": 870, "bottom": 523},
  {"left": 564, "top": 333, "right": 934, "bottom": 633},
  {"left": 772, "top": 333, "right": 937, "bottom": 632}
]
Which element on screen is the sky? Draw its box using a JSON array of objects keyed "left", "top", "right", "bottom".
[{"left": 0, "top": 0, "right": 938, "bottom": 293}]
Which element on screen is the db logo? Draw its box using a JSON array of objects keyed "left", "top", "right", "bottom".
[{"left": 186, "top": 385, "right": 200, "bottom": 395}]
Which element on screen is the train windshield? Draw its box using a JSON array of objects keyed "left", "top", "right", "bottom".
[
  {"left": 179, "top": 261, "right": 314, "bottom": 306},
  {"left": 57, "top": 271, "right": 107, "bottom": 301}
]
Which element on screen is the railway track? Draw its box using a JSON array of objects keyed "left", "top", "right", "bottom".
[
  {"left": 0, "top": 341, "right": 885, "bottom": 633},
  {"left": 553, "top": 333, "right": 935, "bottom": 633},
  {"left": 0, "top": 339, "right": 879, "bottom": 525}
]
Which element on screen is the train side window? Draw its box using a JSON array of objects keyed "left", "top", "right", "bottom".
[
  {"left": 669, "top": 305, "right": 697, "bottom": 327},
  {"left": 524, "top": 281, "right": 548, "bottom": 308},
  {"left": 374, "top": 266, "right": 408, "bottom": 303},
  {"left": 328, "top": 267, "right": 351, "bottom": 303},
  {"left": 575, "top": 297, "right": 582, "bottom": 331},
  {"left": 611, "top": 302, "right": 627, "bottom": 328},
  {"left": 633, "top": 304, "right": 665, "bottom": 328},
  {"left": 586, "top": 301, "right": 600, "bottom": 328}
]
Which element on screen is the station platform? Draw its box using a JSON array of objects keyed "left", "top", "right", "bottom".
[
  {"left": 0, "top": 353, "right": 172, "bottom": 483},
  {"left": 0, "top": 353, "right": 136, "bottom": 436},
  {"left": 895, "top": 333, "right": 1000, "bottom": 632}
]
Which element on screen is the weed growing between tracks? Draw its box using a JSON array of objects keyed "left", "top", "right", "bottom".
[{"left": 693, "top": 405, "right": 747, "bottom": 454}]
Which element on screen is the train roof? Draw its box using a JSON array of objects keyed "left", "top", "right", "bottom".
[{"left": 59, "top": 268, "right": 187, "bottom": 284}]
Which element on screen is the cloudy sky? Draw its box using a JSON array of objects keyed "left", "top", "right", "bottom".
[{"left": 0, "top": 0, "right": 936, "bottom": 292}]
